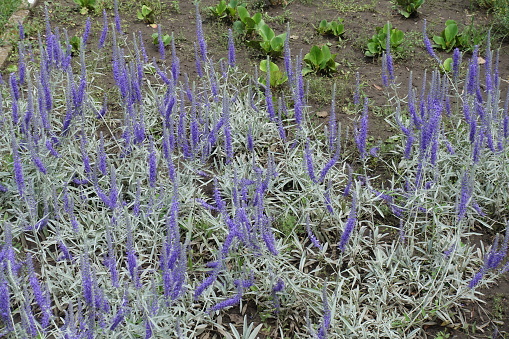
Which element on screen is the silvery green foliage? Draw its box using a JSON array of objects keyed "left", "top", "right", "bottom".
[{"left": 0, "top": 18, "right": 508, "bottom": 339}]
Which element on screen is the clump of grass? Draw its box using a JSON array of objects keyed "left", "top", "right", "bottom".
[
  {"left": 476, "top": 0, "right": 509, "bottom": 37},
  {"left": 0, "top": 0, "right": 22, "bottom": 37}
]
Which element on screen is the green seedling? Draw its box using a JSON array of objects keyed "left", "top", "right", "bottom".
[
  {"left": 432, "top": 20, "right": 458, "bottom": 52},
  {"left": 259, "top": 59, "right": 288, "bottom": 88},
  {"left": 233, "top": 6, "right": 264, "bottom": 36},
  {"left": 302, "top": 45, "right": 339, "bottom": 76},
  {"left": 137, "top": 5, "right": 156, "bottom": 24},
  {"left": 433, "top": 19, "right": 486, "bottom": 52},
  {"left": 315, "top": 18, "right": 345, "bottom": 37},
  {"left": 395, "top": 0, "right": 424, "bottom": 18},
  {"left": 441, "top": 57, "right": 453, "bottom": 73},
  {"left": 456, "top": 18, "right": 487, "bottom": 52},
  {"left": 152, "top": 33, "right": 172, "bottom": 47},
  {"left": 73, "top": 0, "right": 97, "bottom": 14},
  {"left": 208, "top": 0, "right": 244, "bottom": 21},
  {"left": 248, "top": 23, "right": 286, "bottom": 56},
  {"left": 365, "top": 22, "right": 404, "bottom": 57},
  {"left": 69, "top": 36, "right": 82, "bottom": 54}
]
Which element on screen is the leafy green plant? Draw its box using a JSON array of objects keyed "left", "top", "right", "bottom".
[
  {"left": 69, "top": 36, "right": 82, "bottom": 54},
  {"left": 233, "top": 6, "right": 264, "bottom": 36},
  {"left": 441, "top": 57, "right": 453, "bottom": 73},
  {"left": 73, "top": 0, "right": 97, "bottom": 14},
  {"left": 249, "top": 23, "right": 286, "bottom": 56},
  {"left": 259, "top": 59, "right": 288, "bottom": 88},
  {"left": 315, "top": 18, "right": 345, "bottom": 37},
  {"left": 365, "top": 22, "right": 404, "bottom": 57},
  {"left": 152, "top": 33, "right": 172, "bottom": 46},
  {"left": 169, "top": 0, "right": 180, "bottom": 13},
  {"left": 208, "top": 0, "right": 244, "bottom": 21},
  {"left": 432, "top": 20, "right": 459, "bottom": 52},
  {"left": 433, "top": 19, "right": 487, "bottom": 52},
  {"left": 395, "top": 0, "right": 424, "bottom": 18},
  {"left": 456, "top": 19, "right": 487, "bottom": 52},
  {"left": 302, "top": 45, "right": 339, "bottom": 76},
  {"left": 137, "top": 5, "right": 156, "bottom": 24},
  {"left": 0, "top": 0, "right": 21, "bottom": 36}
]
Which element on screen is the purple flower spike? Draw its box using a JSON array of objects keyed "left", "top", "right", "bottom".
[
  {"left": 423, "top": 20, "right": 440, "bottom": 63},
  {"left": 82, "top": 17, "right": 91, "bottom": 46},
  {"left": 12, "top": 137, "right": 25, "bottom": 197},
  {"left": 0, "top": 270, "right": 13, "bottom": 332},
  {"left": 108, "top": 165, "right": 119, "bottom": 210},
  {"left": 194, "top": 42, "right": 203, "bottom": 77},
  {"left": 317, "top": 285, "right": 331, "bottom": 339},
  {"left": 18, "top": 42, "right": 26, "bottom": 85},
  {"left": 468, "top": 268, "right": 485, "bottom": 289},
  {"left": 114, "top": 0, "right": 122, "bottom": 33},
  {"left": 194, "top": 262, "right": 221, "bottom": 300},
  {"left": 339, "top": 194, "right": 357, "bottom": 252},
  {"left": 466, "top": 46, "right": 479, "bottom": 95},
  {"left": 265, "top": 60, "right": 276, "bottom": 121},
  {"left": 355, "top": 97, "right": 369, "bottom": 159},
  {"left": 19, "top": 22, "right": 25, "bottom": 40},
  {"left": 126, "top": 215, "right": 141, "bottom": 289},
  {"left": 342, "top": 164, "right": 353, "bottom": 197},
  {"left": 81, "top": 251, "right": 94, "bottom": 306},
  {"left": 98, "top": 10, "right": 108, "bottom": 49},
  {"left": 110, "top": 291, "right": 129, "bottom": 330},
  {"left": 304, "top": 140, "right": 316, "bottom": 183},
  {"left": 381, "top": 54, "right": 389, "bottom": 87},
  {"left": 158, "top": 25, "right": 165, "bottom": 60},
  {"left": 148, "top": 136, "right": 157, "bottom": 188},
  {"left": 452, "top": 48, "right": 461, "bottom": 81},
  {"left": 306, "top": 215, "right": 322, "bottom": 249},
  {"left": 21, "top": 287, "right": 38, "bottom": 337},
  {"left": 209, "top": 293, "right": 241, "bottom": 313},
  {"left": 97, "top": 133, "right": 108, "bottom": 176},
  {"left": 457, "top": 172, "right": 472, "bottom": 222},
  {"left": 328, "top": 83, "right": 337, "bottom": 152},
  {"left": 227, "top": 29, "right": 235, "bottom": 67},
  {"left": 195, "top": 3, "right": 208, "bottom": 61},
  {"left": 246, "top": 126, "right": 254, "bottom": 152},
  {"left": 283, "top": 27, "right": 293, "bottom": 83}
]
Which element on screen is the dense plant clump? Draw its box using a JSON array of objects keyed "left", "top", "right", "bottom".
[{"left": 1, "top": 4, "right": 509, "bottom": 339}]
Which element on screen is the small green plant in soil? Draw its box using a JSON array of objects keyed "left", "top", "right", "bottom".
[
  {"left": 302, "top": 45, "right": 339, "bottom": 76},
  {"left": 208, "top": 0, "right": 244, "bottom": 22},
  {"left": 169, "top": 0, "right": 180, "bottom": 13},
  {"left": 476, "top": 0, "right": 509, "bottom": 35},
  {"left": 441, "top": 57, "right": 453, "bottom": 73},
  {"left": 73, "top": 0, "right": 97, "bottom": 14},
  {"left": 0, "top": 0, "right": 21, "bottom": 36},
  {"left": 69, "top": 36, "right": 82, "bottom": 54},
  {"left": 233, "top": 6, "right": 264, "bottom": 37},
  {"left": 137, "top": 5, "right": 156, "bottom": 24},
  {"left": 457, "top": 18, "right": 487, "bottom": 52},
  {"left": 259, "top": 59, "right": 288, "bottom": 88},
  {"left": 432, "top": 19, "right": 486, "bottom": 52},
  {"left": 314, "top": 18, "right": 345, "bottom": 38},
  {"left": 395, "top": 0, "right": 424, "bottom": 18},
  {"left": 151, "top": 33, "right": 171, "bottom": 46},
  {"left": 432, "top": 20, "right": 459, "bottom": 52},
  {"left": 248, "top": 22, "right": 287, "bottom": 56},
  {"left": 365, "top": 22, "right": 404, "bottom": 57}
]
